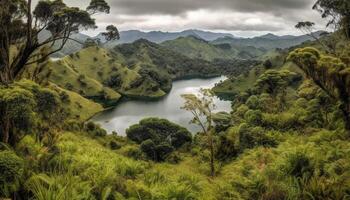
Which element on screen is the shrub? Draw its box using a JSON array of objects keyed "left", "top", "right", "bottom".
[
  {"left": 65, "top": 83, "right": 74, "bottom": 90},
  {"left": 126, "top": 118, "right": 192, "bottom": 148},
  {"left": 110, "top": 140, "right": 121, "bottom": 150},
  {"left": 244, "top": 110, "right": 263, "bottom": 125},
  {"left": 127, "top": 118, "right": 192, "bottom": 162},
  {"left": 140, "top": 139, "right": 157, "bottom": 160},
  {"left": 0, "top": 151, "right": 24, "bottom": 196},
  {"left": 84, "top": 122, "right": 107, "bottom": 137},
  {"left": 281, "top": 151, "right": 314, "bottom": 179},
  {"left": 238, "top": 123, "right": 277, "bottom": 151},
  {"left": 121, "top": 146, "right": 144, "bottom": 160},
  {"left": 165, "top": 152, "right": 182, "bottom": 164},
  {"left": 246, "top": 95, "right": 260, "bottom": 110},
  {"left": 104, "top": 74, "right": 122, "bottom": 88}
]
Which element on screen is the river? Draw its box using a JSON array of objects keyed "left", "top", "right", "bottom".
[{"left": 92, "top": 76, "right": 231, "bottom": 135}]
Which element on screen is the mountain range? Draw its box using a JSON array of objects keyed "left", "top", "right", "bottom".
[
  {"left": 212, "top": 31, "right": 325, "bottom": 50},
  {"left": 44, "top": 29, "right": 324, "bottom": 58}
]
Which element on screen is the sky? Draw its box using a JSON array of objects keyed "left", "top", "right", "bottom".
[{"left": 32, "top": 0, "right": 328, "bottom": 38}]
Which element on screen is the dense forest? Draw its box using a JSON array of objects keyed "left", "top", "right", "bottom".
[{"left": 1, "top": 0, "right": 350, "bottom": 199}]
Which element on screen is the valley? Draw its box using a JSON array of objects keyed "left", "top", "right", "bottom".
[
  {"left": 2, "top": 0, "right": 350, "bottom": 199},
  {"left": 92, "top": 76, "right": 231, "bottom": 135}
]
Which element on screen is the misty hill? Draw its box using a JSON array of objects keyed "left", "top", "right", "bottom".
[
  {"left": 161, "top": 36, "right": 266, "bottom": 61},
  {"left": 38, "top": 30, "right": 90, "bottom": 58},
  {"left": 112, "top": 39, "right": 220, "bottom": 79},
  {"left": 101, "top": 29, "right": 234, "bottom": 47},
  {"left": 212, "top": 31, "right": 325, "bottom": 50}
]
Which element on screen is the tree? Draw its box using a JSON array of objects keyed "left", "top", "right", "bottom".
[
  {"left": 126, "top": 118, "right": 192, "bottom": 162},
  {"left": 263, "top": 59, "right": 273, "bottom": 69},
  {"left": 288, "top": 47, "right": 350, "bottom": 130},
  {"left": 313, "top": 0, "right": 350, "bottom": 38},
  {"left": 0, "top": 0, "right": 118, "bottom": 84},
  {"left": 101, "top": 25, "right": 120, "bottom": 41},
  {"left": 254, "top": 69, "right": 298, "bottom": 110},
  {"left": 181, "top": 89, "right": 217, "bottom": 177},
  {"left": 295, "top": 21, "right": 334, "bottom": 54}
]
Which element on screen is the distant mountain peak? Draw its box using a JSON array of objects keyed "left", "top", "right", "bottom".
[{"left": 257, "top": 33, "right": 280, "bottom": 40}]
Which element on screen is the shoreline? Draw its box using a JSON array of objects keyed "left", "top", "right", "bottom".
[{"left": 88, "top": 75, "right": 225, "bottom": 122}]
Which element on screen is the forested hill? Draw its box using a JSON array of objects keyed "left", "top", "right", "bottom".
[
  {"left": 212, "top": 31, "right": 325, "bottom": 50},
  {"left": 2, "top": 0, "right": 350, "bottom": 199},
  {"left": 161, "top": 36, "right": 267, "bottom": 61}
]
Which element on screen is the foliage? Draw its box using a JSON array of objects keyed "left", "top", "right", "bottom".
[
  {"left": 126, "top": 118, "right": 192, "bottom": 161},
  {"left": 313, "top": 0, "right": 350, "bottom": 38},
  {"left": 0, "top": 0, "right": 115, "bottom": 84},
  {"left": 0, "top": 80, "right": 66, "bottom": 145},
  {"left": 288, "top": 47, "right": 350, "bottom": 130},
  {"left": 182, "top": 89, "right": 217, "bottom": 176},
  {"left": 84, "top": 121, "right": 107, "bottom": 137},
  {"left": 0, "top": 150, "right": 24, "bottom": 197}
]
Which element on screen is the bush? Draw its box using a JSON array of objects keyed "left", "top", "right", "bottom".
[
  {"left": 127, "top": 118, "right": 192, "bottom": 162},
  {"left": 165, "top": 152, "right": 182, "bottom": 164},
  {"left": 244, "top": 110, "right": 263, "bottom": 125},
  {"left": 140, "top": 139, "right": 157, "bottom": 160},
  {"left": 84, "top": 122, "right": 107, "bottom": 137},
  {"left": 0, "top": 151, "right": 24, "bottom": 196},
  {"left": 110, "top": 140, "right": 121, "bottom": 150},
  {"left": 246, "top": 95, "right": 260, "bottom": 110},
  {"left": 281, "top": 151, "right": 314, "bottom": 179},
  {"left": 121, "top": 146, "right": 144, "bottom": 160},
  {"left": 238, "top": 123, "right": 277, "bottom": 150},
  {"left": 126, "top": 118, "right": 192, "bottom": 148}
]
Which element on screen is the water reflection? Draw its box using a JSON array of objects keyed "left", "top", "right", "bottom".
[{"left": 92, "top": 76, "right": 231, "bottom": 135}]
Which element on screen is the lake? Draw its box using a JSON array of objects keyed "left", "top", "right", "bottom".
[{"left": 92, "top": 76, "right": 232, "bottom": 135}]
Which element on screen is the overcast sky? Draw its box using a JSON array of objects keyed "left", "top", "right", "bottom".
[{"left": 33, "top": 0, "right": 328, "bottom": 37}]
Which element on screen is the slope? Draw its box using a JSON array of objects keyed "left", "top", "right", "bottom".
[{"left": 161, "top": 36, "right": 266, "bottom": 61}]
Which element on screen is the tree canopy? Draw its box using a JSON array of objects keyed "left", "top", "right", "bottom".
[
  {"left": 0, "top": 0, "right": 118, "bottom": 84},
  {"left": 313, "top": 0, "right": 350, "bottom": 38},
  {"left": 288, "top": 47, "right": 350, "bottom": 130}
]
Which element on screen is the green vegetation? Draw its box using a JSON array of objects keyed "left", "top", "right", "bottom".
[
  {"left": 161, "top": 36, "right": 266, "bottom": 61},
  {"left": 126, "top": 118, "right": 192, "bottom": 162},
  {"left": 3, "top": 0, "right": 350, "bottom": 199}
]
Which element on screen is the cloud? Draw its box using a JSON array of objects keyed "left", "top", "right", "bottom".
[
  {"left": 31, "top": 0, "right": 327, "bottom": 37},
  {"left": 109, "top": 0, "right": 312, "bottom": 16}
]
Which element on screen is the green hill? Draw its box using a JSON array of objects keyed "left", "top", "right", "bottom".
[
  {"left": 161, "top": 36, "right": 266, "bottom": 61},
  {"left": 112, "top": 39, "right": 220, "bottom": 79},
  {"left": 211, "top": 31, "right": 324, "bottom": 50},
  {"left": 212, "top": 48, "right": 300, "bottom": 99}
]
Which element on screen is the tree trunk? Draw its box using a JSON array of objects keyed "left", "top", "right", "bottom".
[
  {"left": 341, "top": 106, "right": 350, "bottom": 132},
  {"left": 1, "top": 118, "right": 10, "bottom": 144},
  {"left": 209, "top": 130, "right": 215, "bottom": 177}
]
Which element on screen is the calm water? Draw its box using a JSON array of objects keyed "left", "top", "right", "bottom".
[{"left": 92, "top": 76, "right": 231, "bottom": 135}]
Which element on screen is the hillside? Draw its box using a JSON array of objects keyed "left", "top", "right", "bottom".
[
  {"left": 212, "top": 31, "right": 324, "bottom": 50},
  {"left": 38, "top": 31, "right": 90, "bottom": 58},
  {"left": 112, "top": 39, "right": 220, "bottom": 79},
  {"left": 100, "top": 29, "right": 235, "bottom": 47},
  {"left": 39, "top": 46, "right": 173, "bottom": 102},
  {"left": 161, "top": 36, "right": 266, "bottom": 61},
  {"left": 213, "top": 48, "right": 300, "bottom": 99}
]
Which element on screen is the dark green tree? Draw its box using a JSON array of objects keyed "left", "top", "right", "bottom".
[
  {"left": 313, "top": 0, "right": 350, "bottom": 38},
  {"left": 0, "top": 0, "right": 117, "bottom": 84},
  {"left": 254, "top": 69, "right": 298, "bottom": 110}
]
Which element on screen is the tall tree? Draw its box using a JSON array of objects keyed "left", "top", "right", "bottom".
[
  {"left": 0, "top": 0, "right": 117, "bottom": 84},
  {"left": 288, "top": 47, "right": 350, "bottom": 130},
  {"left": 295, "top": 21, "right": 334, "bottom": 54},
  {"left": 181, "top": 89, "right": 217, "bottom": 177},
  {"left": 313, "top": 0, "right": 350, "bottom": 38}
]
